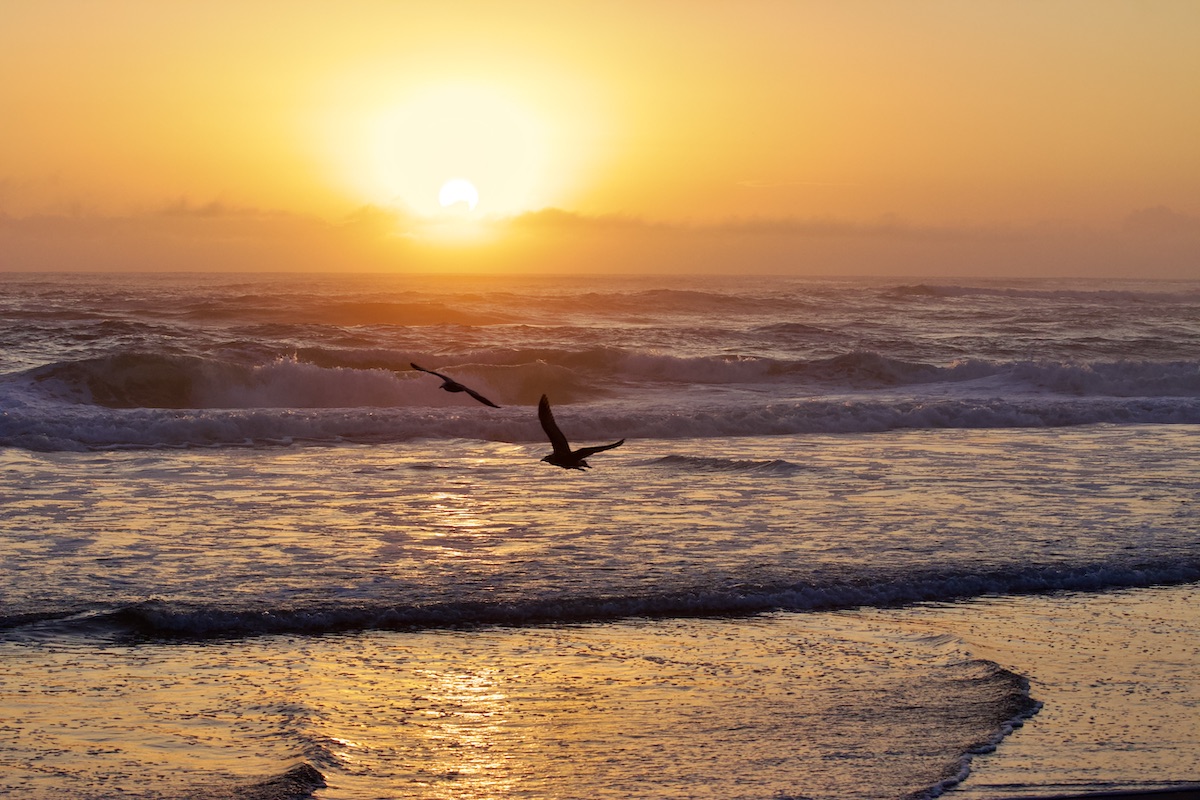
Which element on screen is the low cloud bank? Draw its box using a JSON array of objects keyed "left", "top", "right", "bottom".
[{"left": 2, "top": 203, "right": 1198, "bottom": 278}]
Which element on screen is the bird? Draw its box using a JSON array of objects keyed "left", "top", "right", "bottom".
[
  {"left": 410, "top": 362, "right": 501, "bottom": 408},
  {"left": 538, "top": 394, "right": 624, "bottom": 470}
]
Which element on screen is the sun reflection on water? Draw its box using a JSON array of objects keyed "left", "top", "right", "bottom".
[
  {"left": 402, "top": 668, "right": 519, "bottom": 797},
  {"left": 429, "top": 491, "right": 489, "bottom": 533}
]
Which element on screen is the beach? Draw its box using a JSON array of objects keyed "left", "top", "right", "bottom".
[{"left": 7, "top": 1, "right": 1200, "bottom": 795}]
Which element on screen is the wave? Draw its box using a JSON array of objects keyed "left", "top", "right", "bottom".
[
  {"left": 139, "top": 762, "right": 326, "bottom": 800},
  {"left": 752, "top": 321, "right": 833, "bottom": 336},
  {"left": 152, "top": 287, "right": 807, "bottom": 327},
  {"left": 177, "top": 297, "right": 517, "bottom": 327},
  {"left": 12, "top": 559, "right": 1198, "bottom": 641},
  {"left": 224, "top": 763, "right": 325, "bottom": 800},
  {"left": 915, "top": 665, "right": 1042, "bottom": 800},
  {"left": 18, "top": 353, "right": 512, "bottom": 410},
  {"left": 890, "top": 283, "right": 1200, "bottom": 304},
  {"left": 10, "top": 349, "right": 1200, "bottom": 411},
  {"left": 646, "top": 455, "right": 806, "bottom": 475},
  {"left": 4, "top": 347, "right": 1198, "bottom": 450},
  {"left": 3, "top": 393, "right": 1198, "bottom": 451},
  {"left": 786, "top": 353, "right": 1200, "bottom": 396},
  {"left": 11, "top": 350, "right": 628, "bottom": 410},
  {"left": 566, "top": 287, "right": 811, "bottom": 316}
]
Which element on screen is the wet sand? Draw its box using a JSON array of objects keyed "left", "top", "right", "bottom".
[
  {"left": 878, "top": 584, "right": 1200, "bottom": 799},
  {"left": 1013, "top": 789, "right": 1200, "bottom": 800}
]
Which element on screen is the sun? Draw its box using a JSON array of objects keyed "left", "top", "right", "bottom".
[
  {"left": 355, "top": 84, "right": 548, "bottom": 217},
  {"left": 315, "top": 63, "right": 612, "bottom": 230},
  {"left": 438, "top": 178, "right": 479, "bottom": 212}
]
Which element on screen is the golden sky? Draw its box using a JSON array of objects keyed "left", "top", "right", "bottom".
[{"left": 3, "top": 1, "right": 1199, "bottom": 275}]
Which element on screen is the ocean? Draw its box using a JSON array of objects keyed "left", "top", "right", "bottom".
[{"left": 1, "top": 271, "right": 1198, "bottom": 799}]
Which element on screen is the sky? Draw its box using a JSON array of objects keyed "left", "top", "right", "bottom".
[{"left": 2, "top": 0, "right": 1199, "bottom": 276}]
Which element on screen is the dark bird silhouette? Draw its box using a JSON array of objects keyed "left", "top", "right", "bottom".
[
  {"left": 538, "top": 394, "right": 624, "bottom": 470},
  {"left": 411, "top": 362, "right": 501, "bottom": 408}
]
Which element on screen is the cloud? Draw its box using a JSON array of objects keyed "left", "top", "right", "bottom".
[
  {"left": 1123, "top": 206, "right": 1200, "bottom": 236},
  {"left": 3, "top": 203, "right": 1199, "bottom": 278},
  {"left": 506, "top": 208, "right": 1046, "bottom": 243},
  {"left": 736, "top": 179, "right": 861, "bottom": 189},
  {"left": 503, "top": 208, "right": 667, "bottom": 235},
  {"left": 491, "top": 208, "right": 1200, "bottom": 277},
  {"left": 0, "top": 204, "right": 413, "bottom": 272}
]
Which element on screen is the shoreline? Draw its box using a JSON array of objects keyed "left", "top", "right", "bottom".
[{"left": 1006, "top": 788, "right": 1200, "bottom": 800}]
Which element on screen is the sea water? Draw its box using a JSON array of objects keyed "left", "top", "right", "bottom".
[{"left": 1, "top": 272, "right": 1198, "bottom": 799}]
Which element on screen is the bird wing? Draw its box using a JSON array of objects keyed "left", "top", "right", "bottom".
[
  {"left": 410, "top": 362, "right": 451, "bottom": 382},
  {"left": 464, "top": 386, "right": 501, "bottom": 408},
  {"left": 538, "top": 395, "right": 572, "bottom": 455},
  {"left": 414, "top": 362, "right": 499, "bottom": 407},
  {"left": 575, "top": 439, "right": 625, "bottom": 459}
]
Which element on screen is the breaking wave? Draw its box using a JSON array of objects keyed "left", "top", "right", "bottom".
[
  {"left": 10, "top": 558, "right": 1198, "bottom": 641},
  {"left": 10, "top": 349, "right": 1200, "bottom": 408},
  {"left": 3, "top": 392, "right": 1198, "bottom": 451}
]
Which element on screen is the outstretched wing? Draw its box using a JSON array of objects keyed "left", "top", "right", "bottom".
[
  {"left": 575, "top": 439, "right": 624, "bottom": 459},
  {"left": 410, "top": 362, "right": 451, "bottom": 382},
  {"left": 464, "top": 386, "right": 501, "bottom": 409},
  {"left": 538, "top": 395, "right": 572, "bottom": 456},
  {"left": 413, "top": 362, "right": 499, "bottom": 407}
]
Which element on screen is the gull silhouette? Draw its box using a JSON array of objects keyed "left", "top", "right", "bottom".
[
  {"left": 538, "top": 394, "right": 624, "bottom": 470},
  {"left": 411, "top": 362, "right": 501, "bottom": 408}
]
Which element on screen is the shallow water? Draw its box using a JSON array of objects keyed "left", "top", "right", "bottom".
[
  {"left": 3, "top": 426, "right": 1198, "bottom": 798},
  {"left": 3, "top": 426, "right": 1197, "bottom": 635},
  {"left": 2, "top": 610, "right": 1037, "bottom": 800}
]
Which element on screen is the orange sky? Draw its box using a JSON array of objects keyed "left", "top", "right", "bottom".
[{"left": 3, "top": 1, "right": 1199, "bottom": 276}]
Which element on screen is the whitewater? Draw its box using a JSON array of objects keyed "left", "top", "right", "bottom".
[{"left": 1, "top": 272, "right": 1198, "bottom": 800}]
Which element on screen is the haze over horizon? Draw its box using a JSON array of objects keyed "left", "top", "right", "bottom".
[{"left": 3, "top": 1, "right": 1199, "bottom": 277}]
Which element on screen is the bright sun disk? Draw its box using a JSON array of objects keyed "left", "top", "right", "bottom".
[
  {"left": 439, "top": 178, "right": 479, "bottom": 211},
  {"left": 347, "top": 84, "right": 549, "bottom": 217}
]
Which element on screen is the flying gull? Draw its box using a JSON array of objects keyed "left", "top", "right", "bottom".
[
  {"left": 411, "top": 362, "right": 501, "bottom": 408},
  {"left": 538, "top": 394, "right": 624, "bottom": 470}
]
